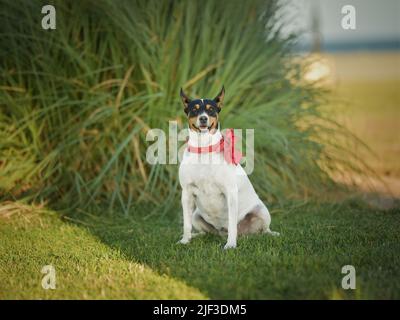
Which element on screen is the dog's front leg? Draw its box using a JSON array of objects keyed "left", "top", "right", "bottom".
[
  {"left": 224, "top": 187, "right": 239, "bottom": 249},
  {"left": 179, "top": 187, "right": 195, "bottom": 244}
]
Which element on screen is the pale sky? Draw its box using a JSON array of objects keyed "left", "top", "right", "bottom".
[{"left": 280, "top": 0, "right": 400, "bottom": 49}]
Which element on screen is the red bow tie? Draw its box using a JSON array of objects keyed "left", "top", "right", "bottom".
[{"left": 187, "top": 129, "right": 242, "bottom": 165}]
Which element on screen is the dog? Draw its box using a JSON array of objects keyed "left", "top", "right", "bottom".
[{"left": 178, "top": 86, "right": 279, "bottom": 249}]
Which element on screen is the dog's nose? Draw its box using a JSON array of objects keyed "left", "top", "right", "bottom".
[{"left": 199, "top": 116, "right": 208, "bottom": 124}]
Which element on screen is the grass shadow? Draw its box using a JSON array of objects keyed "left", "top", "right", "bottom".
[{"left": 68, "top": 200, "right": 400, "bottom": 299}]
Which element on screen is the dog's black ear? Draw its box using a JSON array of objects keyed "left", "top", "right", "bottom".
[
  {"left": 213, "top": 86, "right": 225, "bottom": 110},
  {"left": 180, "top": 88, "right": 191, "bottom": 114}
]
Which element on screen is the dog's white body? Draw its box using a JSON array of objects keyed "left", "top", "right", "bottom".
[{"left": 179, "top": 128, "right": 279, "bottom": 249}]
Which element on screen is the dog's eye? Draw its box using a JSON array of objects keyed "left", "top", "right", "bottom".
[{"left": 207, "top": 106, "right": 216, "bottom": 115}]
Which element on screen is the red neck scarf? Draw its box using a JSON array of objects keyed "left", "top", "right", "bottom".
[{"left": 187, "top": 129, "right": 242, "bottom": 165}]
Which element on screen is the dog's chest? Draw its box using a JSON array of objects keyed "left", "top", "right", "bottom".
[
  {"left": 179, "top": 157, "right": 235, "bottom": 226},
  {"left": 191, "top": 176, "right": 228, "bottom": 225},
  {"left": 179, "top": 152, "right": 235, "bottom": 189},
  {"left": 181, "top": 162, "right": 226, "bottom": 200},
  {"left": 191, "top": 174, "right": 225, "bottom": 201}
]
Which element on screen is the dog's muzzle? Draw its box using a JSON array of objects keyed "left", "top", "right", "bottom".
[
  {"left": 199, "top": 116, "right": 208, "bottom": 125},
  {"left": 197, "top": 113, "right": 209, "bottom": 130}
]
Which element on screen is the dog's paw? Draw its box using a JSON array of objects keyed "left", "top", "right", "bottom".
[
  {"left": 191, "top": 231, "right": 205, "bottom": 238},
  {"left": 223, "top": 242, "right": 236, "bottom": 250},
  {"left": 177, "top": 238, "right": 190, "bottom": 245},
  {"left": 266, "top": 229, "right": 280, "bottom": 237}
]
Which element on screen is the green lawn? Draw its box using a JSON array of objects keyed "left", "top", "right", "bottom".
[{"left": 1, "top": 201, "right": 399, "bottom": 299}]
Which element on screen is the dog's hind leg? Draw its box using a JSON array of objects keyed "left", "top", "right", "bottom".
[
  {"left": 258, "top": 205, "right": 279, "bottom": 236},
  {"left": 192, "top": 209, "right": 219, "bottom": 235},
  {"left": 258, "top": 204, "right": 280, "bottom": 236},
  {"left": 238, "top": 204, "right": 280, "bottom": 236}
]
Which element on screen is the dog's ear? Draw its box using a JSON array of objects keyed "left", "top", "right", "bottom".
[
  {"left": 213, "top": 86, "right": 225, "bottom": 110},
  {"left": 180, "top": 88, "right": 191, "bottom": 114}
]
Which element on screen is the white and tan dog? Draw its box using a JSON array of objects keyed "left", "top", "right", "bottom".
[{"left": 178, "top": 87, "right": 279, "bottom": 249}]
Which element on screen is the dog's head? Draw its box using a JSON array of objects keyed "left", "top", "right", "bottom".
[{"left": 180, "top": 87, "right": 225, "bottom": 133}]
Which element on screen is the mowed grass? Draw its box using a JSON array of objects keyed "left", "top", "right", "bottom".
[
  {"left": 0, "top": 204, "right": 205, "bottom": 300},
  {"left": 1, "top": 201, "right": 399, "bottom": 299}
]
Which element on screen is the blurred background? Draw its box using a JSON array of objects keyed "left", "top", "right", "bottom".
[{"left": 283, "top": 0, "right": 400, "bottom": 203}]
